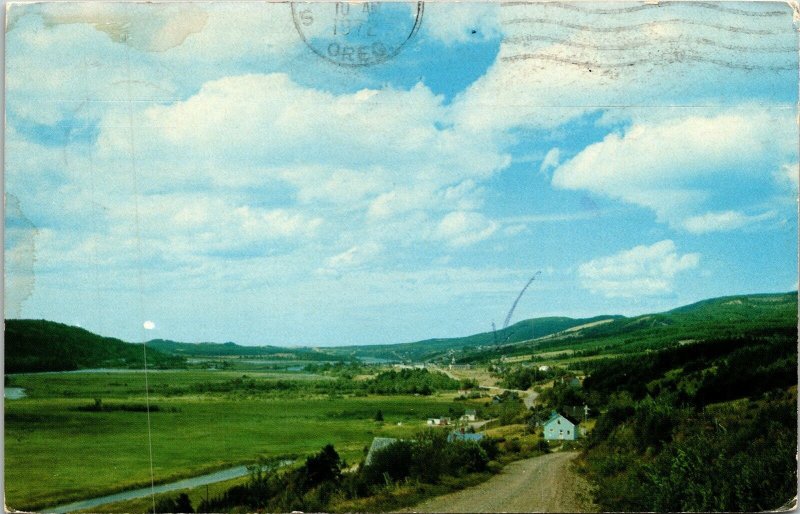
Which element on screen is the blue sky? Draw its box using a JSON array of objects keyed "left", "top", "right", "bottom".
[{"left": 5, "top": 2, "right": 798, "bottom": 346}]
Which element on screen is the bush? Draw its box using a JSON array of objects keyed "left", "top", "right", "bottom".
[{"left": 154, "top": 493, "right": 193, "bottom": 513}]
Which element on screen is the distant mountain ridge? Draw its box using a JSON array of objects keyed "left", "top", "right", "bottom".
[
  {"left": 5, "top": 292, "right": 797, "bottom": 371},
  {"left": 456, "top": 291, "right": 798, "bottom": 363},
  {"left": 146, "top": 339, "right": 347, "bottom": 361},
  {"left": 323, "top": 315, "right": 624, "bottom": 361}
]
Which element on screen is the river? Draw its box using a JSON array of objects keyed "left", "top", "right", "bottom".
[{"left": 43, "top": 460, "right": 294, "bottom": 514}]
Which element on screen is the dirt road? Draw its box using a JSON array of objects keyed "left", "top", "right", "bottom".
[{"left": 406, "top": 452, "right": 595, "bottom": 513}]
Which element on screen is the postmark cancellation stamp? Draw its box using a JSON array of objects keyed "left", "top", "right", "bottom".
[{"left": 292, "top": 2, "right": 424, "bottom": 67}]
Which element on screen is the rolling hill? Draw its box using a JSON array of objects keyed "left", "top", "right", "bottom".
[
  {"left": 323, "top": 315, "right": 623, "bottom": 362},
  {"left": 6, "top": 292, "right": 796, "bottom": 372},
  {"left": 456, "top": 291, "right": 798, "bottom": 363},
  {"left": 4, "top": 319, "right": 186, "bottom": 373},
  {"left": 146, "top": 339, "right": 350, "bottom": 361}
]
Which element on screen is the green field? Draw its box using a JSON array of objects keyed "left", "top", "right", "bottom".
[{"left": 5, "top": 370, "right": 463, "bottom": 511}]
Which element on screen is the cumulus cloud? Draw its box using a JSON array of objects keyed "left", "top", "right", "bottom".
[
  {"left": 578, "top": 240, "right": 700, "bottom": 298},
  {"left": 95, "top": 74, "right": 507, "bottom": 198},
  {"left": 551, "top": 107, "right": 796, "bottom": 230},
  {"left": 451, "top": 2, "right": 795, "bottom": 133},
  {"left": 433, "top": 211, "right": 498, "bottom": 247}
]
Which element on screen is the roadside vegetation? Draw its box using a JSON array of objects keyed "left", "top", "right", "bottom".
[
  {"left": 575, "top": 329, "right": 797, "bottom": 511},
  {"left": 151, "top": 426, "right": 554, "bottom": 513}
]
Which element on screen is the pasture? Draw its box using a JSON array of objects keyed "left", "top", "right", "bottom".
[{"left": 5, "top": 369, "right": 463, "bottom": 511}]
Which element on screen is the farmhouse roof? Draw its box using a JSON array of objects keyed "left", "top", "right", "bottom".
[
  {"left": 545, "top": 411, "right": 580, "bottom": 426},
  {"left": 364, "top": 437, "right": 398, "bottom": 465}
]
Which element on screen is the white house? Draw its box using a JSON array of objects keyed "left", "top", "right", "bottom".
[
  {"left": 427, "top": 417, "right": 451, "bottom": 426},
  {"left": 460, "top": 409, "right": 477, "bottom": 422},
  {"left": 543, "top": 411, "right": 579, "bottom": 441}
]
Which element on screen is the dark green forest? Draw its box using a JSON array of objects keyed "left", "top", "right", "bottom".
[
  {"left": 5, "top": 320, "right": 185, "bottom": 373},
  {"left": 458, "top": 292, "right": 798, "bottom": 363},
  {"left": 147, "top": 339, "right": 345, "bottom": 361},
  {"left": 575, "top": 327, "right": 797, "bottom": 511}
]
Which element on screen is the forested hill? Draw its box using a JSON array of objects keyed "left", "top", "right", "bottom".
[
  {"left": 456, "top": 292, "right": 798, "bottom": 363},
  {"left": 5, "top": 319, "right": 185, "bottom": 373},
  {"left": 326, "top": 315, "right": 623, "bottom": 362},
  {"left": 147, "top": 339, "right": 348, "bottom": 361}
]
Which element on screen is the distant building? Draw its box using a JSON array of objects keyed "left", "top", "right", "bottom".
[
  {"left": 460, "top": 409, "right": 477, "bottom": 422},
  {"left": 492, "top": 395, "right": 502, "bottom": 404},
  {"left": 538, "top": 365, "right": 550, "bottom": 372},
  {"left": 427, "top": 417, "right": 451, "bottom": 426},
  {"left": 543, "top": 411, "right": 580, "bottom": 441},
  {"left": 364, "top": 437, "right": 398, "bottom": 465}
]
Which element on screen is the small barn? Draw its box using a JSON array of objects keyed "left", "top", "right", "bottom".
[
  {"left": 543, "top": 411, "right": 579, "bottom": 441},
  {"left": 426, "top": 417, "right": 451, "bottom": 426}
]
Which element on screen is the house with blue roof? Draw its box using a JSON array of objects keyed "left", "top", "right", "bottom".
[{"left": 543, "top": 411, "right": 579, "bottom": 441}]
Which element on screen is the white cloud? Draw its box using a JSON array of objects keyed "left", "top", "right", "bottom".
[
  {"left": 451, "top": 3, "right": 795, "bottom": 134},
  {"left": 539, "top": 148, "right": 560, "bottom": 176},
  {"left": 324, "top": 243, "right": 383, "bottom": 271},
  {"left": 94, "top": 74, "right": 508, "bottom": 202},
  {"left": 578, "top": 240, "right": 700, "bottom": 298},
  {"left": 774, "top": 162, "right": 799, "bottom": 192},
  {"left": 433, "top": 211, "right": 498, "bottom": 247},
  {"left": 551, "top": 107, "right": 796, "bottom": 230},
  {"left": 682, "top": 210, "right": 776, "bottom": 234}
]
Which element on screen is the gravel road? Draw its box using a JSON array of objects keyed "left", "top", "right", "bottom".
[{"left": 405, "top": 451, "right": 595, "bottom": 513}]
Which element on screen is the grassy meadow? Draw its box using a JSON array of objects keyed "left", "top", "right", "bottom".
[{"left": 5, "top": 369, "right": 465, "bottom": 511}]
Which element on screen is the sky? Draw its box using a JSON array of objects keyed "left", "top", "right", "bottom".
[{"left": 4, "top": 1, "right": 799, "bottom": 346}]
